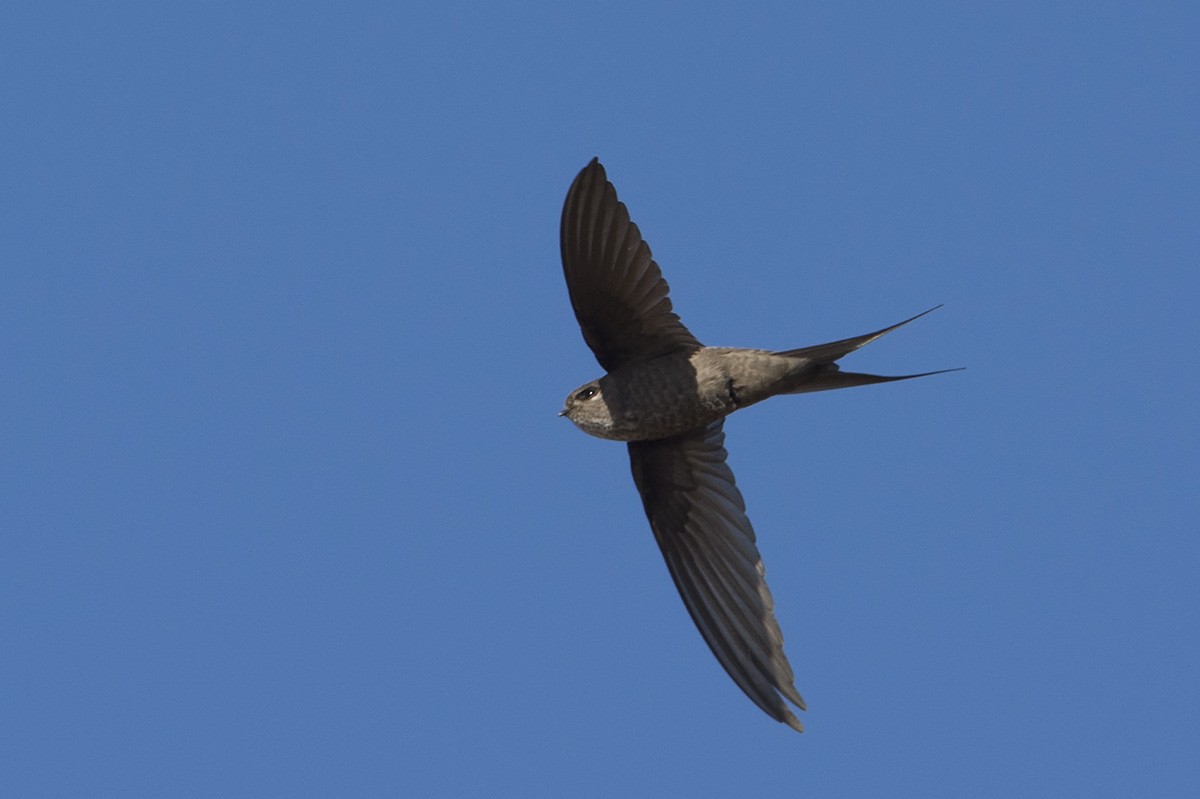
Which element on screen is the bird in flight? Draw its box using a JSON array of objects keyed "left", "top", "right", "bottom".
[{"left": 559, "top": 158, "right": 956, "bottom": 731}]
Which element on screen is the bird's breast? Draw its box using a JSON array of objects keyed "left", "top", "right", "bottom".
[{"left": 595, "top": 352, "right": 737, "bottom": 441}]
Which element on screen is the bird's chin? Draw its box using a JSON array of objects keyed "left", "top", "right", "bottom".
[{"left": 566, "top": 416, "right": 625, "bottom": 441}]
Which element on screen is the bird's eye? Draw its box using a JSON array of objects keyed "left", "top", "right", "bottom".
[{"left": 575, "top": 386, "right": 599, "bottom": 401}]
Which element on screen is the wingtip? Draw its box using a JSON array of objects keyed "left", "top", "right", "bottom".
[{"left": 571, "top": 157, "right": 605, "bottom": 186}]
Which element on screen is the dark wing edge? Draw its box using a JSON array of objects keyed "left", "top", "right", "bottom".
[
  {"left": 560, "top": 158, "right": 702, "bottom": 372},
  {"left": 628, "top": 421, "right": 806, "bottom": 731}
]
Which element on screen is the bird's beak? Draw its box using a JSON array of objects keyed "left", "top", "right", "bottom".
[{"left": 557, "top": 408, "right": 567, "bottom": 417}]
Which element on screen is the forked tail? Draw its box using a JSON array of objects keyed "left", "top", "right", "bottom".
[{"left": 779, "top": 305, "right": 962, "bottom": 395}]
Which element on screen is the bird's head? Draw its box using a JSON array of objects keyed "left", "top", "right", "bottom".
[{"left": 560, "top": 379, "right": 618, "bottom": 439}]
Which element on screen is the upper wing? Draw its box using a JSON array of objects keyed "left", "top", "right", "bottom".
[
  {"left": 627, "top": 421, "right": 806, "bottom": 731},
  {"left": 560, "top": 158, "right": 702, "bottom": 372}
]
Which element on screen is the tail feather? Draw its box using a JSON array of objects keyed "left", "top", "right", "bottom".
[
  {"left": 777, "top": 305, "right": 961, "bottom": 394},
  {"left": 777, "top": 305, "right": 943, "bottom": 363},
  {"left": 786, "top": 366, "right": 964, "bottom": 395}
]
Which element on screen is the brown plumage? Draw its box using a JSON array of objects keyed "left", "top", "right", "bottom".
[{"left": 559, "top": 157, "right": 957, "bottom": 731}]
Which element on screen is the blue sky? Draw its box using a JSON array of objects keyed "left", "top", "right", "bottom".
[{"left": 3, "top": 3, "right": 1197, "bottom": 796}]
